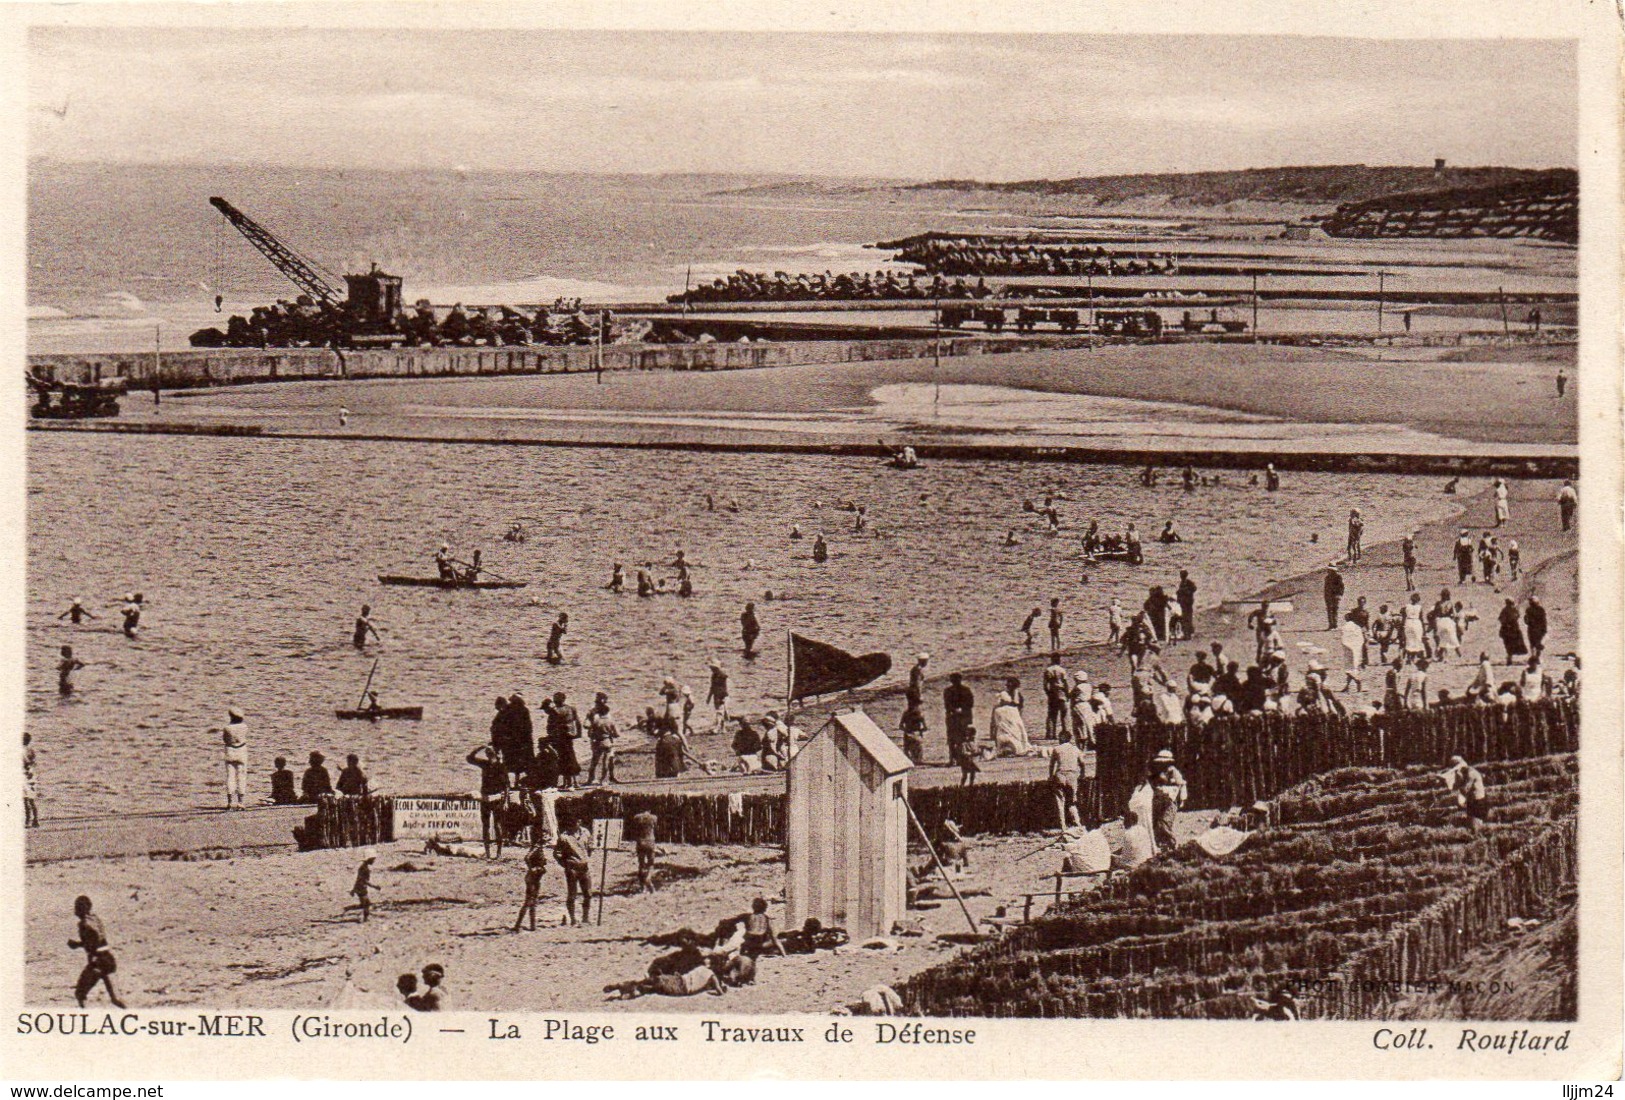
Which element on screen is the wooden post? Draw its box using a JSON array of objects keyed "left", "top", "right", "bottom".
[
  {"left": 1251, "top": 273, "right": 1259, "bottom": 338},
  {"left": 903, "top": 795, "right": 979, "bottom": 936},
  {"left": 596, "top": 839, "right": 610, "bottom": 925},
  {"left": 1498, "top": 287, "right": 1510, "bottom": 336},
  {"left": 932, "top": 298, "right": 941, "bottom": 414},
  {"left": 1376, "top": 271, "right": 1386, "bottom": 336}
]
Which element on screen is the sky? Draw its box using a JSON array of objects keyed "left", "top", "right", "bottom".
[{"left": 28, "top": 30, "right": 1577, "bottom": 179}]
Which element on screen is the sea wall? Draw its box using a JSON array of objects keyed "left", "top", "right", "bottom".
[{"left": 28, "top": 334, "right": 1089, "bottom": 390}]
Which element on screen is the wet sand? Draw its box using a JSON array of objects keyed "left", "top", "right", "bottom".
[{"left": 146, "top": 340, "right": 1577, "bottom": 449}]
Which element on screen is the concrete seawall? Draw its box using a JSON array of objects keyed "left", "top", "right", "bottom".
[{"left": 29, "top": 333, "right": 1090, "bottom": 390}]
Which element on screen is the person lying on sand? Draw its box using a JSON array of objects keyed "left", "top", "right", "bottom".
[{"left": 603, "top": 944, "right": 724, "bottom": 1000}]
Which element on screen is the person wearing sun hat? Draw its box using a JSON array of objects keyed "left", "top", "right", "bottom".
[
  {"left": 1069, "top": 668, "right": 1096, "bottom": 747},
  {"left": 907, "top": 653, "right": 930, "bottom": 708},
  {"left": 1150, "top": 749, "right": 1187, "bottom": 851},
  {"left": 220, "top": 705, "right": 248, "bottom": 809}
]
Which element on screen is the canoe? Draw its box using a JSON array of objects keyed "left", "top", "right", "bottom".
[
  {"left": 1083, "top": 550, "right": 1143, "bottom": 565},
  {"left": 377, "top": 575, "right": 527, "bottom": 589},
  {"left": 335, "top": 706, "right": 424, "bottom": 721}
]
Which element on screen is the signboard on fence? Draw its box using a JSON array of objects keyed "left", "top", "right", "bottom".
[
  {"left": 592, "top": 817, "right": 624, "bottom": 850},
  {"left": 394, "top": 797, "right": 483, "bottom": 841}
]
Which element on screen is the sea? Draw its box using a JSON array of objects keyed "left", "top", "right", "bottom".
[
  {"left": 26, "top": 160, "right": 1574, "bottom": 354},
  {"left": 28, "top": 431, "right": 1465, "bottom": 817},
  {"left": 27, "top": 162, "right": 1000, "bottom": 354}
]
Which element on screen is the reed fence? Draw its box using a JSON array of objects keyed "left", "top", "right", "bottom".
[
  {"left": 1299, "top": 816, "right": 1577, "bottom": 1019},
  {"left": 300, "top": 699, "right": 1577, "bottom": 850},
  {"left": 1093, "top": 699, "right": 1578, "bottom": 818}
]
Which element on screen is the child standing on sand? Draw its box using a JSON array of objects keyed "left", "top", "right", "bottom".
[
  {"left": 512, "top": 841, "right": 549, "bottom": 932},
  {"left": 352, "top": 849, "right": 379, "bottom": 922}
]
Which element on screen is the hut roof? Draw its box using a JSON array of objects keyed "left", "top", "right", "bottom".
[{"left": 823, "top": 709, "right": 914, "bottom": 776}]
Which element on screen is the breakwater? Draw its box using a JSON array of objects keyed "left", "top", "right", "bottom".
[{"left": 27, "top": 333, "right": 1086, "bottom": 390}]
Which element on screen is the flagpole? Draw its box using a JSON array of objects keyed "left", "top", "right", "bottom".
[{"left": 785, "top": 631, "right": 794, "bottom": 731}]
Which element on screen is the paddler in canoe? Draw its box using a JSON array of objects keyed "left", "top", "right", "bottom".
[{"left": 435, "top": 544, "right": 455, "bottom": 581}]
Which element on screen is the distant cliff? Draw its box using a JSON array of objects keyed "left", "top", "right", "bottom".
[{"left": 903, "top": 165, "right": 1573, "bottom": 208}]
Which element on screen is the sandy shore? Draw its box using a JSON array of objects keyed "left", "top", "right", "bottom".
[
  {"left": 137, "top": 340, "right": 1577, "bottom": 450},
  {"left": 22, "top": 817, "right": 1184, "bottom": 1014},
  {"left": 803, "top": 478, "right": 1576, "bottom": 762},
  {"left": 23, "top": 478, "right": 1577, "bottom": 1011}
]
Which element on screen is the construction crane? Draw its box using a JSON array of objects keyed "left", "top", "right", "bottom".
[
  {"left": 196, "top": 196, "right": 409, "bottom": 348},
  {"left": 209, "top": 196, "right": 343, "bottom": 307}
]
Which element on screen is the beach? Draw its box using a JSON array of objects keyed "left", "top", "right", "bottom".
[{"left": 22, "top": 471, "right": 1578, "bottom": 1012}]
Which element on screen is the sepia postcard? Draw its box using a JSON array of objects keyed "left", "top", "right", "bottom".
[{"left": 1, "top": 0, "right": 1620, "bottom": 1082}]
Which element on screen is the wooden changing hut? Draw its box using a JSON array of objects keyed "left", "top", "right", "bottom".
[{"left": 785, "top": 709, "right": 914, "bottom": 940}]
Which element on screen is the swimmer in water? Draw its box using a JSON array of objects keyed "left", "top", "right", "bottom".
[
  {"left": 1004, "top": 529, "right": 1020, "bottom": 546},
  {"left": 339, "top": 407, "right": 349, "bottom": 427},
  {"left": 606, "top": 562, "right": 625, "bottom": 593},
  {"left": 57, "top": 598, "right": 97, "bottom": 625},
  {"left": 854, "top": 506, "right": 867, "bottom": 533},
  {"left": 1444, "top": 477, "right": 1460, "bottom": 494},
  {"left": 706, "top": 494, "right": 716, "bottom": 512},
  {"left": 353, "top": 604, "right": 381, "bottom": 649},
  {"left": 789, "top": 525, "right": 803, "bottom": 540},
  {"left": 58, "top": 645, "right": 86, "bottom": 695},
  {"left": 812, "top": 534, "right": 828, "bottom": 563},
  {"left": 119, "top": 595, "right": 141, "bottom": 639}
]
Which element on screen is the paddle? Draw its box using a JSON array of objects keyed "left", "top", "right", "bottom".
[
  {"left": 449, "top": 557, "right": 516, "bottom": 583},
  {"left": 357, "top": 658, "right": 380, "bottom": 711}
]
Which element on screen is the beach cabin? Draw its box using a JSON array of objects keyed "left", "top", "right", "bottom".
[{"left": 785, "top": 709, "right": 914, "bottom": 940}]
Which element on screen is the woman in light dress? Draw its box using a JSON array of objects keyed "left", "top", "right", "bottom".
[
  {"left": 1434, "top": 607, "right": 1462, "bottom": 661},
  {"left": 990, "top": 676, "right": 1035, "bottom": 756},
  {"left": 1401, "top": 593, "right": 1426, "bottom": 664},
  {"left": 1402, "top": 657, "right": 1432, "bottom": 710}
]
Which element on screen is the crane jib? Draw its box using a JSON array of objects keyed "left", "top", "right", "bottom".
[{"left": 208, "top": 196, "right": 343, "bottom": 307}]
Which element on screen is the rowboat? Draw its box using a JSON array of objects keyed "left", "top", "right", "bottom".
[
  {"left": 1083, "top": 550, "right": 1144, "bottom": 565},
  {"left": 377, "top": 575, "right": 527, "bottom": 589},
  {"left": 335, "top": 705, "right": 424, "bottom": 721}
]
